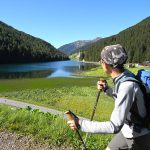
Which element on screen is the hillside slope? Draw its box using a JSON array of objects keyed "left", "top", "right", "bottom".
[
  {"left": 79, "top": 17, "right": 150, "bottom": 63},
  {"left": 0, "top": 21, "right": 69, "bottom": 63}
]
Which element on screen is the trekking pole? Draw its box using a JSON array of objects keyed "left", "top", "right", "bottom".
[
  {"left": 83, "top": 90, "right": 101, "bottom": 149},
  {"left": 65, "top": 110, "right": 87, "bottom": 150}
]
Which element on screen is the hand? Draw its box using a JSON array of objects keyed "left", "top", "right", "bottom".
[
  {"left": 67, "top": 120, "right": 78, "bottom": 131},
  {"left": 65, "top": 110, "right": 81, "bottom": 130},
  {"left": 97, "top": 80, "right": 108, "bottom": 91}
]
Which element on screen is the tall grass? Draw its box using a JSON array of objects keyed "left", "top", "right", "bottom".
[
  {"left": 0, "top": 86, "right": 114, "bottom": 120},
  {"left": 0, "top": 77, "right": 97, "bottom": 92},
  {"left": 0, "top": 105, "right": 112, "bottom": 149}
]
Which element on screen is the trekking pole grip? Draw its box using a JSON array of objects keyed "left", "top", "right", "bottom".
[
  {"left": 65, "top": 110, "right": 74, "bottom": 120},
  {"left": 65, "top": 110, "right": 87, "bottom": 150}
]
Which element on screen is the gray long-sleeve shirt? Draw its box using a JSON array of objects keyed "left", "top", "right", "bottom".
[{"left": 80, "top": 70, "right": 150, "bottom": 138}]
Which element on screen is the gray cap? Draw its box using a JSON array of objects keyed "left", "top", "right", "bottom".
[{"left": 101, "top": 44, "right": 128, "bottom": 67}]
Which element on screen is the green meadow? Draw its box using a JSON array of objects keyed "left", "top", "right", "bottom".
[{"left": 0, "top": 66, "right": 149, "bottom": 149}]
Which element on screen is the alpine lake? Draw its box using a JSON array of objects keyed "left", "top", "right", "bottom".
[{"left": 0, "top": 60, "right": 99, "bottom": 79}]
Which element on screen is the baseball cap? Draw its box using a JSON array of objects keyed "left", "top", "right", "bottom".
[{"left": 101, "top": 44, "right": 128, "bottom": 68}]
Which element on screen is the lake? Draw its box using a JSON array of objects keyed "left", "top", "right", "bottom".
[{"left": 0, "top": 60, "right": 98, "bottom": 79}]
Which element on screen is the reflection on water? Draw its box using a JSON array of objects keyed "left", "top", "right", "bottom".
[
  {"left": 48, "top": 69, "right": 71, "bottom": 78},
  {"left": 0, "top": 60, "right": 98, "bottom": 79},
  {"left": 0, "top": 70, "right": 52, "bottom": 79}
]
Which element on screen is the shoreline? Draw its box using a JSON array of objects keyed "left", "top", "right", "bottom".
[{"left": 77, "top": 60, "right": 99, "bottom": 65}]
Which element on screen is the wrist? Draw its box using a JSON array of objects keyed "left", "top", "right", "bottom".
[{"left": 103, "top": 86, "right": 109, "bottom": 92}]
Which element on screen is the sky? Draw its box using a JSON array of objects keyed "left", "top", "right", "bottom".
[{"left": 0, "top": 0, "right": 150, "bottom": 48}]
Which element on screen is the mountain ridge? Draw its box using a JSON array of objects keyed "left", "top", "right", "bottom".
[{"left": 58, "top": 37, "right": 101, "bottom": 54}]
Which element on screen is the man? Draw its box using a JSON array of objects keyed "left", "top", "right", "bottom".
[{"left": 67, "top": 44, "right": 150, "bottom": 150}]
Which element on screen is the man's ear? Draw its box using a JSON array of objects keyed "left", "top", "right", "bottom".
[
  {"left": 104, "top": 63, "right": 113, "bottom": 74},
  {"left": 104, "top": 63, "right": 110, "bottom": 69}
]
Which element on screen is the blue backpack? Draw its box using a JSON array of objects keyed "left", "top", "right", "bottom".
[
  {"left": 116, "top": 69, "right": 150, "bottom": 129},
  {"left": 137, "top": 69, "right": 150, "bottom": 92},
  {"left": 137, "top": 70, "right": 150, "bottom": 129}
]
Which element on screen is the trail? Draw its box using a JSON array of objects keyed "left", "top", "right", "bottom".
[
  {"left": 0, "top": 98, "right": 86, "bottom": 120},
  {"left": 0, "top": 97, "right": 64, "bottom": 116}
]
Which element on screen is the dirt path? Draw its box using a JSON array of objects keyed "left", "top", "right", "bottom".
[
  {"left": 0, "top": 98, "right": 86, "bottom": 120},
  {"left": 0, "top": 97, "right": 64, "bottom": 116}
]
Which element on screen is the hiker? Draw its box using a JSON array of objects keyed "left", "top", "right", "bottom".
[{"left": 67, "top": 44, "right": 150, "bottom": 150}]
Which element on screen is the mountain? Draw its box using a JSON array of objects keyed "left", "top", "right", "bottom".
[
  {"left": 0, "top": 21, "right": 69, "bottom": 64},
  {"left": 58, "top": 37, "right": 101, "bottom": 55},
  {"left": 78, "top": 16, "right": 150, "bottom": 63}
]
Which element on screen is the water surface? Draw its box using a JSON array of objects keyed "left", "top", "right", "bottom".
[{"left": 0, "top": 60, "right": 98, "bottom": 79}]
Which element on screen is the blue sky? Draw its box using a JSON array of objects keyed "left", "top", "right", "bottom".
[{"left": 0, "top": 0, "right": 150, "bottom": 48}]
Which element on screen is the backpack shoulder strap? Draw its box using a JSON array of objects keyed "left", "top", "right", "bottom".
[{"left": 115, "top": 76, "right": 140, "bottom": 93}]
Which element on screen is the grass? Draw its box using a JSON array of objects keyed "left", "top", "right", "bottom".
[
  {"left": 0, "top": 77, "right": 96, "bottom": 92},
  {"left": 0, "top": 105, "right": 112, "bottom": 150},
  {"left": 0, "top": 66, "right": 149, "bottom": 149},
  {"left": 0, "top": 83, "right": 114, "bottom": 120},
  {"left": 0, "top": 77, "right": 113, "bottom": 149},
  {"left": 0, "top": 105, "right": 75, "bottom": 148}
]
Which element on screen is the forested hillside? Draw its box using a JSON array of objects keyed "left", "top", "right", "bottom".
[
  {"left": 0, "top": 21, "right": 69, "bottom": 63},
  {"left": 78, "top": 17, "right": 150, "bottom": 63}
]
